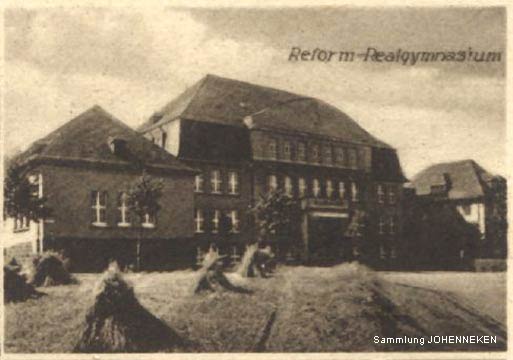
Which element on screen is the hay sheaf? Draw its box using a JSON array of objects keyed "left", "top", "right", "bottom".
[
  {"left": 74, "top": 266, "right": 187, "bottom": 353},
  {"left": 194, "top": 249, "right": 251, "bottom": 294},
  {"left": 29, "top": 252, "right": 75, "bottom": 287},
  {"left": 4, "top": 265, "right": 40, "bottom": 303},
  {"left": 237, "top": 244, "right": 275, "bottom": 278}
]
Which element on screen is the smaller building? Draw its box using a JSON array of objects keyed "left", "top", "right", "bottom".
[
  {"left": 4, "top": 106, "right": 197, "bottom": 271},
  {"left": 407, "top": 159, "right": 507, "bottom": 269}
]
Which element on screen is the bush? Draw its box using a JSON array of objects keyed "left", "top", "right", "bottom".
[{"left": 28, "top": 251, "right": 75, "bottom": 287}]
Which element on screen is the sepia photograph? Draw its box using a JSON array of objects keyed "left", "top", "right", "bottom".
[{"left": 1, "top": 2, "right": 508, "bottom": 356}]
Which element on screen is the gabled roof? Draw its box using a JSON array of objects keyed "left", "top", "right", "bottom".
[
  {"left": 411, "top": 159, "right": 499, "bottom": 200},
  {"left": 139, "top": 74, "right": 392, "bottom": 149},
  {"left": 13, "top": 105, "right": 194, "bottom": 173}
]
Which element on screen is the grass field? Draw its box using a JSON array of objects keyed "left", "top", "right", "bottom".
[{"left": 4, "top": 264, "right": 506, "bottom": 353}]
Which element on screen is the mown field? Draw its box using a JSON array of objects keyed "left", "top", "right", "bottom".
[{"left": 4, "top": 264, "right": 506, "bottom": 353}]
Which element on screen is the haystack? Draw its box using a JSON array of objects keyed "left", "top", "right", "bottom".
[
  {"left": 29, "top": 252, "right": 75, "bottom": 287},
  {"left": 194, "top": 249, "right": 250, "bottom": 294},
  {"left": 74, "top": 263, "right": 185, "bottom": 353},
  {"left": 4, "top": 265, "right": 38, "bottom": 303},
  {"left": 237, "top": 244, "right": 275, "bottom": 278}
]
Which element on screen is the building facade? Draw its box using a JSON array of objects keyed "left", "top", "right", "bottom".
[
  {"left": 408, "top": 159, "right": 507, "bottom": 268},
  {"left": 140, "top": 74, "right": 407, "bottom": 265},
  {"left": 4, "top": 106, "right": 196, "bottom": 271}
]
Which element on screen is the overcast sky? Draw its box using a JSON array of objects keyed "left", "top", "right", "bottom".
[{"left": 3, "top": 6, "right": 506, "bottom": 178}]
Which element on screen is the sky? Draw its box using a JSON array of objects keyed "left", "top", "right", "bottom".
[{"left": 3, "top": 6, "right": 506, "bottom": 178}]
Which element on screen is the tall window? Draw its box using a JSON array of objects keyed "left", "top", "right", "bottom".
[
  {"left": 283, "top": 141, "right": 292, "bottom": 160},
  {"left": 91, "top": 191, "right": 107, "bottom": 226},
  {"left": 284, "top": 176, "right": 293, "bottom": 197},
  {"left": 297, "top": 142, "right": 306, "bottom": 162},
  {"left": 195, "top": 209, "right": 204, "bottom": 233},
  {"left": 230, "top": 210, "right": 240, "bottom": 233},
  {"left": 378, "top": 216, "right": 385, "bottom": 235},
  {"left": 268, "top": 139, "right": 277, "bottom": 159},
  {"left": 338, "top": 181, "right": 346, "bottom": 200},
  {"left": 377, "top": 184, "right": 385, "bottom": 204},
  {"left": 326, "top": 179, "right": 334, "bottom": 198},
  {"left": 117, "top": 192, "right": 131, "bottom": 227},
  {"left": 311, "top": 144, "right": 320, "bottom": 163},
  {"left": 348, "top": 148, "right": 357, "bottom": 168},
  {"left": 351, "top": 182, "right": 359, "bottom": 202},
  {"left": 298, "top": 178, "right": 307, "bottom": 197},
  {"left": 228, "top": 171, "right": 239, "bottom": 195},
  {"left": 194, "top": 174, "right": 204, "bottom": 193},
  {"left": 212, "top": 209, "right": 220, "bottom": 233},
  {"left": 142, "top": 213, "right": 156, "bottom": 228},
  {"left": 323, "top": 146, "right": 333, "bottom": 164},
  {"left": 267, "top": 174, "right": 278, "bottom": 192},
  {"left": 389, "top": 216, "right": 396, "bottom": 234},
  {"left": 313, "top": 179, "right": 321, "bottom": 198},
  {"left": 335, "top": 147, "right": 345, "bottom": 165},
  {"left": 388, "top": 185, "right": 396, "bottom": 205},
  {"left": 211, "top": 170, "right": 222, "bottom": 194}
]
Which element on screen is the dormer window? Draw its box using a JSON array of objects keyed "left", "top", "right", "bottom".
[
  {"left": 107, "top": 137, "right": 127, "bottom": 155},
  {"left": 161, "top": 130, "right": 168, "bottom": 149}
]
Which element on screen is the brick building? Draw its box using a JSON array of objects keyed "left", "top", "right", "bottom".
[
  {"left": 139, "top": 74, "right": 407, "bottom": 265},
  {"left": 4, "top": 106, "right": 197, "bottom": 271}
]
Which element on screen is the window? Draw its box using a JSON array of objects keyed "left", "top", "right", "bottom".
[
  {"left": 267, "top": 174, "right": 278, "bottom": 192},
  {"left": 348, "top": 148, "right": 357, "bottom": 168},
  {"left": 283, "top": 141, "right": 292, "bottom": 160},
  {"left": 377, "top": 184, "right": 385, "bottom": 204},
  {"left": 212, "top": 209, "right": 220, "bottom": 233},
  {"left": 389, "top": 216, "right": 397, "bottom": 234},
  {"left": 211, "top": 170, "right": 222, "bottom": 194},
  {"left": 284, "top": 176, "right": 293, "bottom": 197},
  {"left": 379, "top": 243, "right": 386, "bottom": 259},
  {"left": 194, "top": 174, "right": 204, "bottom": 193},
  {"left": 351, "top": 182, "right": 359, "bottom": 202},
  {"left": 298, "top": 178, "right": 307, "bottom": 197},
  {"left": 228, "top": 171, "right": 239, "bottom": 195},
  {"left": 388, "top": 185, "right": 396, "bottom": 204},
  {"left": 195, "top": 209, "right": 204, "bottom": 233},
  {"left": 230, "top": 210, "right": 240, "bottom": 233},
  {"left": 142, "top": 213, "right": 156, "bottom": 228},
  {"left": 297, "top": 142, "right": 306, "bottom": 162},
  {"left": 313, "top": 179, "right": 321, "bottom": 197},
  {"left": 14, "top": 215, "right": 29, "bottom": 232},
  {"left": 335, "top": 147, "right": 345, "bottom": 165},
  {"left": 268, "top": 139, "right": 277, "bottom": 159},
  {"left": 378, "top": 216, "right": 385, "bottom": 235},
  {"left": 311, "top": 144, "right": 320, "bottom": 163},
  {"left": 390, "top": 245, "right": 397, "bottom": 259},
  {"left": 117, "top": 192, "right": 131, "bottom": 227},
  {"left": 326, "top": 180, "right": 334, "bottom": 198},
  {"left": 323, "top": 146, "right": 333, "bottom": 164},
  {"left": 161, "top": 130, "right": 168, "bottom": 148},
  {"left": 338, "top": 181, "right": 346, "bottom": 200},
  {"left": 91, "top": 191, "right": 107, "bottom": 226}
]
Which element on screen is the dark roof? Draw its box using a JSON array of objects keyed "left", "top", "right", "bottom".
[
  {"left": 411, "top": 159, "right": 499, "bottom": 199},
  {"left": 13, "top": 105, "right": 194, "bottom": 173},
  {"left": 139, "top": 74, "right": 392, "bottom": 149}
]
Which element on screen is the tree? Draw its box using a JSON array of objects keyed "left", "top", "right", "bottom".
[
  {"left": 126, "top": 172, "right": 163, "bottom": 271},
  {"left": 249, "top": 189, "right": 300, "bottom": 255},
  {"left": 4, "top": 163, "right": 51, "bottom": 226}
]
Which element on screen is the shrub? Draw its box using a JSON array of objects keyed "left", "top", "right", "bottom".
[{"left": 4, "top": 264, "right": 38, "bottom": 303}]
